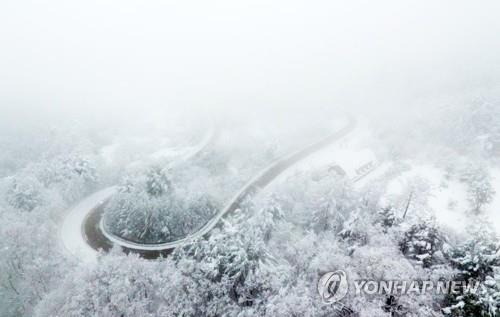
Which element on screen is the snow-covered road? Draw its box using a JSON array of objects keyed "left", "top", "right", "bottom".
[
  {"left": 60, "top": 186, "right": 117, "bottom": 263},
  {"left": 83, "top": 115, "right": 357, "bottom": 256},
  {"left": 61, "top": 115, "right": 357, "bottom": 260},
  {"left": 59, "top": 122, "right": 216, "bottom": 263}
]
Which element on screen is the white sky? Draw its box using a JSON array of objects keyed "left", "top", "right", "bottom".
[{"left": 1, "top": 0, "right": 500, "bottom": 121}]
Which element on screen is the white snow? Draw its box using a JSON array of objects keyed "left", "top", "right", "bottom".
[
  {"left": 60, "top": 186, "right": 117, "bottom": 263},
  {"left": 267, "top": 125, "right": 379, "bottom": 189},
  {"left": 383, "top": 164, "right": 469, "bottom": 231},
  {"left": 261, "top": 121, "right": 477, "bottom": 234}
]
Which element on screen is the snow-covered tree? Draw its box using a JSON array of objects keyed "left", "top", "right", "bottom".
[
  {"left": 5, "top": 175, "right": 44, "bottom": 212},
  {"left": 104, "top": 166, "right": 218, "bottom": 243},
  {"left": 35, "top": 249, "right": 161, "bottom": 317},
  {"left": 294, "top": 175, "right": 359, "bottom": 234},
  {"left": 145, "top": 166, "right": 171, "bottom": 197},
  {"left": 338, "top": 210, "right": 369, "bottom": 249},
  {"left": 382, "top": 295, "right": 408, "bottom": 317},
  {"left": 376, "top": 205, "right": 398, "bottom": 231},
  {"left": 158, "top": 219, "right": 277, "bottom": 316},
  {"left": 399, "top": 221, "right": 446, "bottom": 268},
  {"left": 460, "top": 163, "right": 495, "bottom": 214},
  {"left": 443, "top": 222, "right": 500, "bottom": 316},
  {"left": 0, "top": 212, "right": 70, "bottom": 316},
  {"left": 245, "top": 195, "right": 285, "bottom": 243}
]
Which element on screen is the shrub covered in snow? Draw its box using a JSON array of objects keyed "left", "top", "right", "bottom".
[
  {"left": 103, "top": 166, "right": 218, "bottom": 244},
  {"left": 399, "top": 221, "right": 446, "bottom": 268},
  {"left": 3, "top": 153, "right": 98, "bottom": 212},
  {"left": 5, "top": 175, "right": 45, "bottom": 212}
]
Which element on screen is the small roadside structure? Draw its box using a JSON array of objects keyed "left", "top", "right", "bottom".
[{"left": 327, "top": 148, "right": 379, "bottom": 182}]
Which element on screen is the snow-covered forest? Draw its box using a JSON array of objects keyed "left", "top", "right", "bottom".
[
  {"left": 2, "top": 1, "right": 500, "bottom": 316},
  {"left": 1, "top": 97, "right": 500, "bottom": 316}
]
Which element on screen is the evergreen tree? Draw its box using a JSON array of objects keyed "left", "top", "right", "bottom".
[
  {"left": 145, "top": 166, "right": 171, "bottom": 197},
  {"left": 399, "top": 221, "right": 445, "bottom": 268},
  {"left": 382, "top": 295, "right": 408, "bottom": 317},
  {"left": 460, "top": 163, "right": 495, "bottom": 214},
  {"left": 443, "top": 222, "right": 500, "bottom": 316},
  {"left": 376, "top": 205, "right": 398, "bottom": 231}
]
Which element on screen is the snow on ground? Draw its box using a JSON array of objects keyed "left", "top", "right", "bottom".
[
  {"left": 60, "top": 186, "right": 117, "bottom": 263},
  {"left": 263, "top": 121, "right": 473, "bottom": 234},
  {"left": 266, "top": 124, "right": 378, "bottom": 190},
  {"left": 383, "top": 164, "right": 500, "bottom": 236},
  {"left": 61, "top": 114, "right": 500, "bottom": 264},
  {"left": 382, "top": 164, "right": 469, "bottom": 232}
]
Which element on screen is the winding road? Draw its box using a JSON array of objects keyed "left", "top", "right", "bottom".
[
  {"left": 61, "top": 116, "right": 356, "bottom": 261},
  {"left": 60, "top": 123, "right": 217, "bottom": 261}
]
